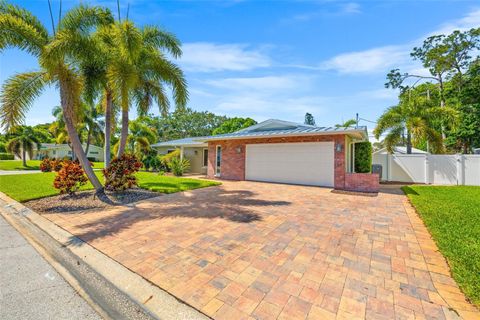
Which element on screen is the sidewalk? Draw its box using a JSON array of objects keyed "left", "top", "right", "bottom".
[{"left": 0, "top": 215, "right": 100, "bottom": 320}]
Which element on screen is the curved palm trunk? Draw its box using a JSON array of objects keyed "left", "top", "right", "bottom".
[
  {"left": 60, "top": 83, "right": 103, "bottom": 192},
  {"left": 85, "top": 126, "right": 92, "bottom": 156},
  {"left": 104, "top": 90, "right": 113, "bottom": 166},
  {"left": 117, "top": 108, "right": 129, "bottom": 156}
]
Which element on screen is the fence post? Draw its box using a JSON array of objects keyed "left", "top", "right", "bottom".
[
  {"left": 424, "top": 154, "right": 429, "bottom": 184},
  {"left": 387, "top": 153, "right": 392, "bottom": 181},
  {"left": 456, "top": 154, "right": 463, "bottom": 185}
]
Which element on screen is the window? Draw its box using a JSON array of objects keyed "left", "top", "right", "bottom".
[
  {"left": 68, "top": 151, "right": 72, "bottom": 155},
  {"left": 203, "top": 149, "right": 208, "bottom": 167},
  {"left": 89, "top": 151, "right": 99, "bottom": 155},
  {"left": 52, "top": 150, "right": 56, "bottom": 155},
  {"left": 215, "top": 146, "right": 222, "bottom": 176},
  {"left": 167, "top": 149, "right": 176, "bottom": 154}
]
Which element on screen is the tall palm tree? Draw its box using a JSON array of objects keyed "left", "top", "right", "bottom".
[
  {"left": 102, "top": 21, "right": 188, "bottom": 156},
  {"left": 127, "top": 119, "right": 158, "bottom": 155},
  {"left": 374, "top": 91, "right": 456, "bottom": 154},
  {"left": 6, "top": 126, "right": 42, "bottom": 167},
  {"left": 0, "top": 3, "right": 113, "bottom": 191}
]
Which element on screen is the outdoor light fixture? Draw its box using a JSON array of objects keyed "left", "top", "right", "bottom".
[
  {"left": 236, "top": 146, "right": 242, "bottom": 154},
  {"left": 336, "top": 143, "right": 343, "bottom": 152}
]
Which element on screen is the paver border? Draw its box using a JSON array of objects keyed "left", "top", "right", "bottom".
[
  {"left": 402, "top": 197, "right": 479, "bottom": 319},
  {"left": 0, "top": 191, "right": 209, "bottom": 320}
]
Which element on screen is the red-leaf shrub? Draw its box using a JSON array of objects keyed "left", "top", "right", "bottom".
[
  {"left": 40, "top": 158, "right": 52, "bottom": 172},
  {"left": 53, "top": 160, "right": 88, "bottom": 194},
  {"left": 51, "top": 159, "right": 64, "bottom": 172},
  {"left": 103, "top": 154, "right": 142, "bottom": 191}
]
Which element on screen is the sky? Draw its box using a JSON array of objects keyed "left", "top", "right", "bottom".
[{"left": 1, "top": 0, "right": 480, "bottom": 139}]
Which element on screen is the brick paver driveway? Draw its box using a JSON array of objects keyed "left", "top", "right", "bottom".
[{"left": 44, "top": 181, "right": 478, "bottom": 319}]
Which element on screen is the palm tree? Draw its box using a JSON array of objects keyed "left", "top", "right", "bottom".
[
  {"left": 374, "top": 91, "right": 456, "bottom": 154},
  {"left": 6, "top": 126, "right": 42, "bottom": 167},
  {"left": 335, "top": 119, "right": 357, "bottom": 128},
  {"left": 81, "top": 102, "right": 104, "bottom": 156},
  {"left": 0, "top": 3, "right": 113, "bottom": 192},
  {"left": 126, "top": 119, "right": 158, "bottom": 155},
  {"left": 102, "top": 21, "right": 188, "bottom": 156}
]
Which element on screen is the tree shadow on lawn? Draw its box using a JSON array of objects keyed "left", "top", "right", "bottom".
[{"left": 65, "top": 187, "right": 291, "bottom": 246}]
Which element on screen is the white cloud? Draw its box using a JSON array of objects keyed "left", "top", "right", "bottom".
[
  {"left": 205, "top": 75, "right": 305, "bottom": 91},
  {"left": 180, "top": 43, "right": 271, "bottom": 72},
  {"left": 320, "top": 45, "right": 410, "bottom": 74},
  {"left": 319, "top": 8, "right": 480, "bottom": 75},
  {"left": 341, "top": 2, "right": 361, "bottom": 15}
]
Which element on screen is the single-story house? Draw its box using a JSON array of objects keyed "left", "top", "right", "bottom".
[
  {"left": 16, "top": 143, "right": 105, "bottom": 162},
  {"left": 153, "top": 119, "right": 379, "bottom": 192},
  {"left": 151, "top": 137, "right": 209, "bottom": 174}
]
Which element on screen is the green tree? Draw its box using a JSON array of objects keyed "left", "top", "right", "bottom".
[
  {"left": 212, "top": 117, "right": 257, "bottom": 135},
  {"left": 98, "top": 21, "right": 187, "bottom": 157},
  {"left": 304, "top": 113, "right": 315, "bottom": 125},
  {"left": 374, "top": 91, "right": 456, "bottom": 154},
  {"left": 5, "top": 126, "right": 44, "bottom": 166},
  {"left": 0, "top": 2, "right": 113, "bottom": 191},
  {"left": 335, "top": 119, "right": 357, "bottom": 128},
  {"left": 124, "top": 118, "right": 158, "bottom": 155}
]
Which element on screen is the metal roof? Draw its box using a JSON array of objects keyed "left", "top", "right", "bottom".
[{"left": 151, "top": 137, "right": 208, "bottom": 147}]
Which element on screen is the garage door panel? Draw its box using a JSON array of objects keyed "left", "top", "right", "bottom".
[{"left": 245, "top": 142, "right": 334, "bottom": 187}]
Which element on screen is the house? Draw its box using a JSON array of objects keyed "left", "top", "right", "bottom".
[
  {"left": 16, "top": 143, "right": 105, "bottom": 162},
  {"left": 154, "top": 119, "right": 379, "bottom": 192},
  {"left": 151, "top": 137, "right": 208, "bottom": 174}
]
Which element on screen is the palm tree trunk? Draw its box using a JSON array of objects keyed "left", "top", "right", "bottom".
[
  {"left": 22, "top": 144, "right": 26, "bottom": 167},
  {"left": 117, "top": 107, "right": 129, "bottom": 156},
  {"left": 85, "top": 126, "right": 92, "bottom": 156},
  {"left": 406, "top": 130, "right": 412, "bottom": 154},
  {"left": 104, "top": 90, "right": 113, "bottom": 166},
  {"left": 60, "top": 83, "right": 103, "bottom": 192}
]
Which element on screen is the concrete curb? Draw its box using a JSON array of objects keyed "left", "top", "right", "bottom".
[{"left": 0, "top": 192, "right": 209, "bottom": 320}]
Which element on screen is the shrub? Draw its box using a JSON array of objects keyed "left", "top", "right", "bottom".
[
  {"left": 354, "top": 141, "right": 373, "bottom": 173},
  {"left": 103, "top": 154, "right": 142, "bottom": 191},
  {"left": 53, "top": 160, "right": 88, "bottom": 194},
  {"left": 51, "top": 159, "right": 64, "bottom": 172},
  {"left": 160, "top": 149, "right": 180, "bottom": 171},
  {"left": 40, "top": 158, "right": 52, "bottom": 172},
  {"left": 0, "top": 152, "right": 14, "bottom": 160},
  {"left": 169, "top": 157, "right": 190, "bottom": 176},
  {"left": 142, "top": 151, "right": 164, "bottom": 172}
]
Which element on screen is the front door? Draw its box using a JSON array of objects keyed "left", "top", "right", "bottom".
[{"left": 215, "top": 145, "right": 222, "bottom": 176}]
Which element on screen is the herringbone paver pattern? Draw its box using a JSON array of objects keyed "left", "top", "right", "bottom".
[{"left": 44, "top": 182, "right": 478, "bottom": 319}]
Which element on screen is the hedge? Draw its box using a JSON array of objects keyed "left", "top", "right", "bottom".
[
  {"left": 0, "top": 153, "right": 14, "bottom": 160},
  {"left": 354, "top": 142, "right": 372, "bottom": 173}
]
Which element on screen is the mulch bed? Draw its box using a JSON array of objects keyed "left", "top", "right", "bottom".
[{"left": 24, "top": 188, "right": 161, "bottom": 214}]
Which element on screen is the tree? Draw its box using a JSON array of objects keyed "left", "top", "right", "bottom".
[
  {"left": 153, "top": 108, "right": 227, "bottom": 141},
  {"left": 304, "top": 113, "right": 315, "bottom": 126},
  {"left": 335, "top": 119, "right": 356, "bottom": 128},
  {"left": 99, "top": 21, "right": 187, "bottom": 157},
  {"left": 121, "top": 118, "right": 158, "bottom": 155},
  {"left": 5, "top": 126, "right": 43, "bottom": 166},
  {"left": 374, "top": 90, "right": 456, "bottom": 154},
  {"left": 0, "top": 3, "right": 113, "bottom": 192},
  {"left": 212, "top": 117, "right": 257, "bottom": 135}
]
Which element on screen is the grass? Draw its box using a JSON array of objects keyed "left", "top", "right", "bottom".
[
  {"left": 403, "top": 185, "right": 480, "bottom": 306},
  {"left": 0, "top": 171, "right": 219, "bottom": 202},
  {"left": 0, "top": 160, "right": 105, "bottom": 170}
]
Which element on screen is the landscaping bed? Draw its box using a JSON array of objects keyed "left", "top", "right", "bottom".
[
  {"left": 403, "top": 185, "right": 480, "bottom": 307},
  {"left": 24, "top": 188, "right": 160, "bottom": 213},
  {"left": 0, "top": 160, "right": 104, "bottom": 171}
]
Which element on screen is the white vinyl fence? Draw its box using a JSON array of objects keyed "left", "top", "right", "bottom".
[{"left": 372, "top": 153, "right": 480, "bottom": 185}]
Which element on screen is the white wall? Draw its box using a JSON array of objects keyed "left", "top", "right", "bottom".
[{"left": 373, "top": 153, "right": 480, "bottom": 186}]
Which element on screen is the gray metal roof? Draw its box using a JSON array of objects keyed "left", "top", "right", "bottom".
[{"left": 151, "top": 137, "right": 207, "bottom": 147}]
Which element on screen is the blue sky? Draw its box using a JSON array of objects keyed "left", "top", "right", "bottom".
[{"left": 1, "top": 0, "right": 480, "bottom": 138}]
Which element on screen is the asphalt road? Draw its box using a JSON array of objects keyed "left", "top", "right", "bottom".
[{"left": 0, "top": 215, "right": 101, "bottom": 320}]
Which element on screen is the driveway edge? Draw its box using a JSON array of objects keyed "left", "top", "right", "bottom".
[
  {"left": 402, "top": 198, "right": 479, "bottom": 319},
  {"left": 0, "top": 192, "right": 210, "bottom": 320}
]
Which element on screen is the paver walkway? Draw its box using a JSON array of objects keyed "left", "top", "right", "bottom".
[{"left": 43, "top": 181, "right": 478, "bottom": 319}]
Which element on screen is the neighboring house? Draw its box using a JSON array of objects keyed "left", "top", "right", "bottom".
[
  {"left": 151, "top": 137, "right": 208, "bottom": 175},
  {"left": 154, "top": 119, "right": 378, "bottom": 192},
  {"left": 16, "top": 143, "right": 105, "bottom": 162}
]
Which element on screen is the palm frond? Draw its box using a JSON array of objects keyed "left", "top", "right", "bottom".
[
  {"left": 0, "top": 71, "right": 48, "bottom": 131},
  {"left": 5, "top": 137, "right": 21, "bottom": 157},
  {"left": 383, "top": 126, "right": 404, "bottom": 153},
  {"left": 0, "top": 1, "right": 49, "bottom": 39},
  {"left": 141, "top": 25, "right": 182, "bottom": 58},
  {"left": 0, "top": 12, "right": 48, "bottom": 56},
  {"left": 58, "top": 4, "right": 113, "bottom": 34}
]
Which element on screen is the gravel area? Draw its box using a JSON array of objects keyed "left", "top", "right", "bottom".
[{"left": 24, "top": 188, "right": 161, "bottom": 214}]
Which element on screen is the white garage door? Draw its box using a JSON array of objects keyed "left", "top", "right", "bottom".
[{"left": 245, "top": 142, "right": 335, "bottom": 187}]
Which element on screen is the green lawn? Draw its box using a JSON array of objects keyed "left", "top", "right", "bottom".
[
  {"left": 403, "top": 185, "right": 480, "bottom": 306},
  {"left": 0, "top": 160, "right": 105, "bottom": 170},
  {"left": 0, "top": 172, "right": 219, "bottom": 202}
]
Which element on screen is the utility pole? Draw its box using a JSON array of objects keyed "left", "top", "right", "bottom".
[{"left": 355, "top": 113, "right": 359, "bottom": 129}]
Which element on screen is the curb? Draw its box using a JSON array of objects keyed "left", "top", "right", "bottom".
[{"left": 0, "top": 192, "right": 209, "bottom": 320}]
